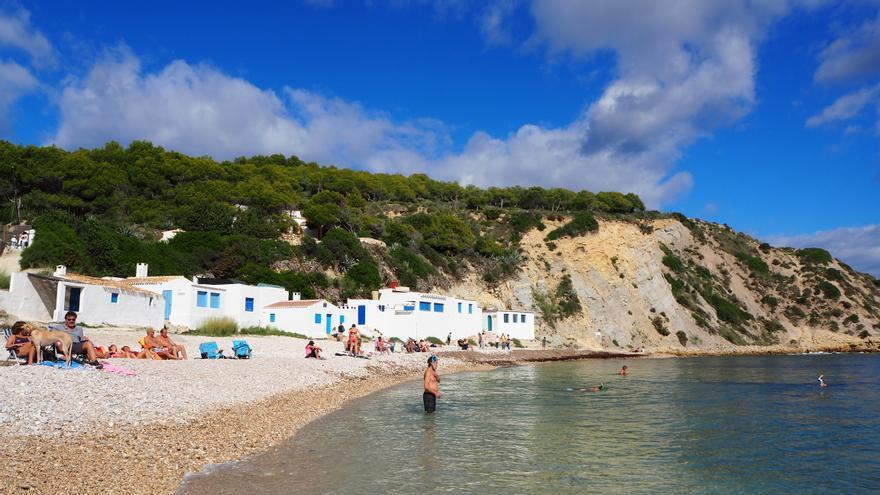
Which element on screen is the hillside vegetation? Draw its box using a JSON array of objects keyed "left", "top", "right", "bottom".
[{"left": 2, "top": 140, "right": 878, "bottom": 350}]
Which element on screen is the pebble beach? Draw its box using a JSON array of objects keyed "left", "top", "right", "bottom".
[{"left": 0, "top": 328, "right": 491, "bottom": 494}]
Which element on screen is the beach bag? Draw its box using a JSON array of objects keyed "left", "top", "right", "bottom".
[{"left": 232, "top": 340, "right": 252, "bottom": 359}]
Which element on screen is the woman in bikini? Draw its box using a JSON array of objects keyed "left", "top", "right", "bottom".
[{"left": 5, "top": 321, "right": 36, "bottom": 364}]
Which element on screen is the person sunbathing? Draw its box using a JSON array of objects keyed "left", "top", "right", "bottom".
[
  {"left": 143, "top": 328, "right": 178, "bottom": 360},
  {"left": 376, "top": 336, "right": 391, "bottom": 354},
  {"left": 418, "top": 340, "right": 430, "bottom": 353},
  {"left": 158, "top": 327, "right": 187, "bottom": 360},
  {"left": 6, "top": 321, "right": 36, "bottom": 364}
]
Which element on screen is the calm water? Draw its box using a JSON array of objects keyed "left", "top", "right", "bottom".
[{"left": 180, "top": 354, "right": 880, "bottom": 494}]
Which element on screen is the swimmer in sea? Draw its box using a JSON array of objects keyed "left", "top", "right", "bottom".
[
  {"left": 578, "top": 383, "right": 605, "bottom": 392},
  {"left": 818, "top": 374, "right": 828, "bottom": 388},
  {"left": 619, "top": 365, "right": 628, "bottom": 376}
]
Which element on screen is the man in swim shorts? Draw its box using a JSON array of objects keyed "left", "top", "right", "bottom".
[{"left": 423, "top": 354, "right": 441, "bottom": 413}]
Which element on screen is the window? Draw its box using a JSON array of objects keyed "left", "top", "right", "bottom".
[
  {"left": 521, "top": 314, "right": 527, "bottom": 323},
  {"left": 503, "top": 313, "right": 509, "bottom": 323},
  {"left": 110, "top": 293, "right": 119, "bottom": 304},
  {"left": 434, "top": 303, "right": 444, "bottom": 313},
  {"left": 314, "top": 313, "right": 322, "bottom": 324},
  {"left": 458, "top": 302, "right": 462, "bottom": 313},
  {"left": 419, "top": 301, "right": 431, "bottom": 311},
  {"left": 403, "top": 305, "right": 415, "bottom": 311},
  {"left": 197, "top": 291, "right": 208, "bottom": 308},
  {"left": 468, "top": 303, "right": 473, "bottom": 314},
  {"left": 245, "top": 297, "right": 254, "bottom": 312},
  {"left": 269, "top": 313, "right": 276, "bottom": 323},
  {"left": 513, "top": 314, "right": 518, "bottom": 323},
  {"left": 210, "top": 292, "right": 220, "bottom": 309}
]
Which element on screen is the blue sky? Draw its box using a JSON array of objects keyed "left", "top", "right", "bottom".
[{"left": 1, "top": 0, "right": 879, "bottom": 274}]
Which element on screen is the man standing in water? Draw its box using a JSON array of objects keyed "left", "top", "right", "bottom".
[{"left": 424, "top": 354, "right": 441, "bottom": 413}]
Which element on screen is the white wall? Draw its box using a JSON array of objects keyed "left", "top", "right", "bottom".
[
  {"left": 483, "top": 311, "right": 535, "bottom": 340},
  {"left": 53, "top": 281, "right": 164, "bottom": 328},
  {"left": 261, "top": 300, "right": 340, "bottom": 338},
  {"left": 0, "top": 272, "right": 52, "bottom": 321}
]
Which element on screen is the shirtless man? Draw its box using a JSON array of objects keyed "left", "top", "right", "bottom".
[
  {"left": 144, "top": 328, "right": 178, "bottom": 360},
  {"left": 423, "top": 355, "right": 441, "bottom": 413},
  {"left": 619, "top": 365, "right": 628, "bottom": 376},
  {"left": 158, "top": 327, "right": 187, "bottom": 359}
]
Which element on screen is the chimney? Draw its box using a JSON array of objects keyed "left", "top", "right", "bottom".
[
  {"left": 54, "top": 265, "right": 67, "bottom": 277},
  {"left": 291, "top": 292, "right": 301, "bottom": 301},
  {"left": 136, "top": 263, "right": 149, "bottom": 278},
  {"left": 372, "top": 290, "right": 379, "bottom": 300}
]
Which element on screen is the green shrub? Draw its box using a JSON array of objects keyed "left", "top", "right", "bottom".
[
  {"left": 843, "top": 314, "right": 860, "bottom": 327},
  {"left": 426, "top": 336, "right": 444, "bottom": 345},
  {"left": 512, "top": 338, "right": 524, "bottom": 348},
  {"left": 719, "top": 326, "right": 746, "bottom": 345},
  {"left": 825, "top": 268, "right": 844, "bottom": 281},
  {"left": 759, "top": 242, "right": 771, "bottom": 253},
  {"left": 652, "top": 316, "right": 670, "bottom": 336},
  {"left": 192, "top": 317, "right": 238, "bottom": 336},
  {"left": 735, "top": 252, "right": 770, "bottom": 276},
  {"left": 816, "top": 281, "right": 841, "bottom": 299},
  {"left": 676, "top": 330, "right": 688, "bottom": 346},
  {"left": 389, "top": 336, "right": 404, "bottom": 344},
  {"left": 545, "top": 212, "right": 599, "bottom": 241},
  {"left": 706, "top": 293, "right": 751, "bottom": 325},
  {"left": 761, "top": 295, "right": 779, "bottom": 309},
  {"left": 0, "top": 270, "right": 9, "bottom": 290},
  {"left": 785, "top": 305, "right": 806, "bottom": 321},
  {"left": 662, "top": 254, "right": 685, "bottom": 272},
  {"left": 796, "top": 248, "right": 832, "bottom": 265},
  {"left": 467, "top": 338, "right": 477, "bottom": 346},
  {"left": 764, "top": 320, "right": 784, "bottom": 333},
  {"left": 858, "top": 330, "right": 870, "bottom": 339},
  {"left": 556, "top": 274, "right": 582, "bottom": 319}
]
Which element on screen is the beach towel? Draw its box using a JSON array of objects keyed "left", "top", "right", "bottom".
[
  {"left": 98, "top": 361, "right": 137, "bottom": 377},
  {"left": 37, "top": 360, "right": 86, "bottom": 370}
]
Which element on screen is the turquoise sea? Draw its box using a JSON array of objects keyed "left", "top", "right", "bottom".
[{"left": 179, "top": 354, "right": 880, "bottom": 494}]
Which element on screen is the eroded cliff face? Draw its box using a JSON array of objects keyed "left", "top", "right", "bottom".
[{"left": 443, "top": 218, "right": 880, "bottom": 352}]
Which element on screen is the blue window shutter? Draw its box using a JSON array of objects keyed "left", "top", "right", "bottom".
[
  {"left": 315, "top": 313, "right": 321, "bottom": 324},
  {"left": 434, "top": 303, "right": 444, "bottom": 312},
  {"left": 270, "top": 313, "right": 276, "bottom": 323},
  {"left": 419, "top": 301, "right": 431, "bottom": 311},
  {"left": 245, "top": 297, "right": 254, "bottom": 312},
  {"left": 504, "top": 314, "right": 509, "bottom": 323},
  {"left": 340, "top": 315, "right": 345, "bottom": 324},
  {"left": 468, "top": 304, "right": 473, "bottom": 314},
  {"left": 210, "top": 293, "right": 220, "bottom": 309},
  {"left": 522, "top": 314, "right": 527, "bottom": 323},
  {"left": 197, "top": 291, "right": 208, "bottom": 308},
  {"left": 358, "top": 305, "right": 366, "bottom": 324},
  {"left": 513, "top": 314, "right": 518, "bottom": 323},
  {"left": 111, "top": 293, "right": 119, "bottom": 304}
]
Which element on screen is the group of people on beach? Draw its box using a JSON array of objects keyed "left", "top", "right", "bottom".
[{"left": 5, "top": 311, "right": 187, "bottom": 365}]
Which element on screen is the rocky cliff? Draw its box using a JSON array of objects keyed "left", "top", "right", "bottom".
[{"left": 442, "top": 217, "right": 880, "bottom": 352}]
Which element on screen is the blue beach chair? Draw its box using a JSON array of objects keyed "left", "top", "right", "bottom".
[
  {"left": 199, "top": 342, "right": 222, "bottom": 359},
  {"left": 232, "top": 340, "right": 252, "bottom": 359}
]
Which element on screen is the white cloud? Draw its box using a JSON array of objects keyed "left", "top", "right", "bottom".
[
  {"left": 805, "top": 84, "right": 880, "bottom": 127},
  {"left": 768, "top": 225, "right": 880, "bottom": 277},
  {"left": 815, "top": 14, "right": 880, "bottom": 85},
  {"left": 479, "top": 0, "right": 517, "bottom": 46},
  {"left": 0, "top": 60, "right": 38, "bottom": 132},
  {"left": 0, "top": 8, "right": 55, "bottom": 67}
]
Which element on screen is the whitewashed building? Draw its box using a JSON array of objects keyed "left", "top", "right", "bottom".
[
  {"left": 260, "top": 298, "right": 342, "bottom": 338},
  {"left": 0, "top": 265, "right": 164, "bottom": 328},
  {"left": 122, "top": 264, "right": 289, "bottom": 329},
  {"left": 482, "top": 309, "right": 535, "bottom": 340}
]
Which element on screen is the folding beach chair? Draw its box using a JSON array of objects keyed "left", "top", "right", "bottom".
[
  {"left": 232, "top": 340, "right": 252, "bottom": 359},
  {"left": 3, "top": 327, "right": 27, "bottom": 365},
  {"left": 199, "top": 341, "right": 223, "bottom": 359}
]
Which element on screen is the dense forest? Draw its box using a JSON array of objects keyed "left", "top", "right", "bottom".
[{"left": 0, "top": 140, "right": 653, "bottom": 300}]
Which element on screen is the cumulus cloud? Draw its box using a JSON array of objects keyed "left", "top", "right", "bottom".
[
  {"left": 805, "top": 84, "right": 880, "bottom": 127},
  {"left": 0, "top": 60, "right": 38, "bottom": 132},
  {"left": 815, "top": 14, "right": 880, "bottom": 85},
  {"left": 768, "top": 225, "right": 880, "bottom": 277},
  {"left": 0, "top": 8, "right": 55, "bottom": 67},
  {"left": 49, "top": 1, "right": 812, "bottom": 208}
]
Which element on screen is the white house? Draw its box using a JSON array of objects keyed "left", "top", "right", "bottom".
[
  {"left": 122, "top": 264, "right": 289, "bottom": 329},
  {"left": 482, "top": 309, "right": 535, "bottom": 340},
  {"left": 260, "top": 298, "right": 342, "bottom": 338},
  {"left": 337, "top": 286, "right": 483, "bottom": 341},
  {"left": 0, "top": 265, "right": 164, "bottom": 328}
]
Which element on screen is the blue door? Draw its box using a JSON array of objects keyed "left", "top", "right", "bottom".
[
  {"left": 488, "top": 315, "right": 493, "bottom": 332},
  {"left": 326, "top": 314, "right": 332, "bottom": 334},
  {"left": 358, "top": 305, "right": 366, "bottom": 325},
  {"left": 163, "top": 290, "right": 172, "bottom": 320}
]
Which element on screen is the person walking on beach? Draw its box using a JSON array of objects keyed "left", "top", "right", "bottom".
[
  {"left": 478, "top": 332, "right": 484, "bottom": 349},
  {"left": 446, "top": 332, "right": 452, "bottom": 346},
  {"left": 424, "top": 354, "right": 441, "bottom": 413},
  {"left": 542, "top": 336, "right": 547, "bottom": 349}
]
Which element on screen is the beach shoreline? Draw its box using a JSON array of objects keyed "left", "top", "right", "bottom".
[{"left": 1, "top": 329, "right": 877, "bottom": 495}]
